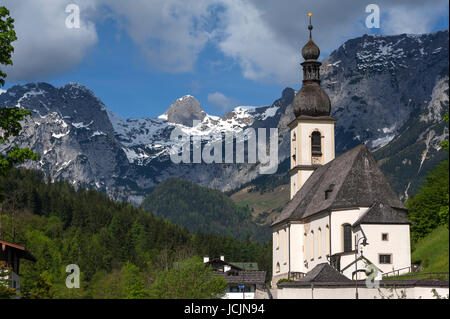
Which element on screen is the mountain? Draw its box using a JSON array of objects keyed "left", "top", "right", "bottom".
[
  {"left": 1, "top": 30, "right": 448, "bottom": 206},
  {"left": 160, "top": 95, "right": 206, "bottom": 126},
  {"left": 321, "top": 30, "right": 448, "bottom": 153}
]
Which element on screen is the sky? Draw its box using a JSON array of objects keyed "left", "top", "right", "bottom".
[{"left": 1, "top": 0, "right": 449, "bottom": 119}]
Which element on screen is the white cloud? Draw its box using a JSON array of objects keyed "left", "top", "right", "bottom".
[
  {"left": 383, "top": 4, "right": 447, "bottom": 35},
  {"left": 212, "top": 0, "right": 448, "bottom": 85},
  {"left": 207, "top": 91, "right": 239, "bottom": 112},
  {"left": 3, "top": 0, "right": 99, "bottom": 82},
  {"left": 1, "top": 0, "right": 448, "bottom": 85},
  {"left": 215, "top": 0, "right": 299, "bottom": 84},
  {"left": 104, "top": 0, "right": 217, "bottom": 73}
]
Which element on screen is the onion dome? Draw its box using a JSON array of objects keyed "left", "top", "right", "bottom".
[
  {"left": 293, "top": 13, "right": 331, "bottom": 118},
  {"left": 293, "top": 84, "right": 331, "bottom": 117},
  {"left": 302, "top": 40, "right": 320, "bottom": 60}
]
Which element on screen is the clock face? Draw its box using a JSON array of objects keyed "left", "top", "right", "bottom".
[{"left": 312, "top": 156, "right": 321, "bottom": 165}]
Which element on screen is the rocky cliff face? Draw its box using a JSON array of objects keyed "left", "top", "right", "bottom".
[
  {"left": 162, "top": 95, "right": 206, "bottom": 127},
  {"left": 1, "top": 30, "right": 448, "bottom": 204},
  {"left": 321, "top": 30, "right": 449, "bottom": 153}
]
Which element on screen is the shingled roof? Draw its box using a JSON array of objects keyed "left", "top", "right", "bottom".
[
  {"left": 353, "top": 202, "right": 410, "bottom": 227},
  {"left": 272, "top": 144, "right": 406, "bottom": 226},
  {"left": 217, "top": 270, "right": 266, "bottom": 285},
  {"left": 299, "top": 263, "right": 351, "bottom": 282}
]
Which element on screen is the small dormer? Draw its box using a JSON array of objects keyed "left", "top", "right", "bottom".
[{"left": 325, "top": 184, "right": 335, "bottom": 200}]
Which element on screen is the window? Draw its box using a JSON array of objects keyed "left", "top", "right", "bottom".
[
  {"left": 343, "top": 224, "right": 352, "bottom": 252},
  {"left": 311, "top": 131, "right": 322, "bottom": 156},
  {"left": 382, "top": 233, "right": 389, "bottom": 241},
  {"left": 325, "top": 225, "right": 330, "bottom": 255},
  {"left": 276, "top": 262, "right": 280, "bottom": 273},
  {"left": 275, "top": 232, "right": 279, "bottom": 250},
  {"left": 379, "top": 254, "right": 392, "bottom": 264},
  {"left": 230, "top": 286, "right": 240, "bottom": 292},
  {"left": 318, "top": 228, "right": 322, "bottom": 258},
  {"left": 310, "top": 230, "right": 315, "bottom": 260},
  {"left": 304, "top": 233, "right": 307, "bottom": 259},
  {"left": 325, "top": 184, "right": 335, "bottom": 200}
]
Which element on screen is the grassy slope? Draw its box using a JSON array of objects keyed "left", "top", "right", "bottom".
[
  {"left": 411, "top": 225, "right": 449, "bottom": 272},
  {"left": 230, "top": 184, "right": 290, "bottom": 226}
]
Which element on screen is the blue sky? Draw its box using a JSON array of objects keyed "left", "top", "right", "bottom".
[{"left": 2, "top": 0, "right": 449, "bottom": 119}]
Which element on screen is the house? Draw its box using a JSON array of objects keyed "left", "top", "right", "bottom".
[
  {"left": 0, "top": 240, "right": 36, "bottom": 293},
  {"left": 271, "top": 16, "right": 411, "bottom": 288},
  {"left": 204, "top": 256, "right": 267, "bottom": 299}
]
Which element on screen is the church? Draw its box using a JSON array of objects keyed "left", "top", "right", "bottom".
[{"left": 271, "top": 17, "right": 411, "bottom": 286}]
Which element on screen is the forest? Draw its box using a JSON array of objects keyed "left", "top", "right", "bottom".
[
  {"left": 0, "top": 168, "right": 271, "bottom": 298},
  {"left": 141, "top": 178, "right": 271, "bottom": 243}
]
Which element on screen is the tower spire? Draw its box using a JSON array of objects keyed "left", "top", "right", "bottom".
[
  {"left": 293, "top": 13, "right": 331, "bottom": 118},
  {"left": 308, "top": 12, "right": 313, "bottom": 39}
]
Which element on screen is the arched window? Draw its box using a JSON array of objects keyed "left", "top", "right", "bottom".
[
  {"left": 275, "top": 232, "right": 279, "bottom": 250},
  {"left": 318, "top": 228, "right": 322, "bottom": 258},
  {"left": 303, "top": 232, "right": 307, "bottom": 258},
  {"left": 311, "top": 131, "right": 322, "bottom": 156},
  {"left": 310, "top": 230, "right": 315, "bottom": 260},
  {"left": 276, "top": 262, "right": 280, "bottom": 273},
  {"left": 325, "top": 225, "right": 330, "bottom": 255},
  {"left": 343, "top": 224, "right": 352, "bottom": 252}
]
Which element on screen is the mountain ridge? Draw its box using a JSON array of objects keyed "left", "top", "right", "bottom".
[{"left": 1, "top": 30, "right": 448, "bottom": 205}]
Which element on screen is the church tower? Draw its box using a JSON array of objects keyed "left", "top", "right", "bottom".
[{"left": 289, "top": 14, "right": 335, "bottom": 199}]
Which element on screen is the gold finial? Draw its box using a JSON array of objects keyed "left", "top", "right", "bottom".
[{"left": 308, "top": 13, "right": 313, "bottom": 38}]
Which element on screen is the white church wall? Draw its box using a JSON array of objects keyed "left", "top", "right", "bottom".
[
  {"left": 289, "top": 223, "right": 306, "bottom": 274},
  {"left": 272, "top": 225, "right": 290, "bottom": 283},
  {"left": 302, "top": 212, "right": 330, "bottom": 272},
  {"left": 358, "top": 224, "right": 411, "bottom": 276},
  {"left": 329, "top": 208, "right": 369, "bottom": 254},
  {"left": 296, "top": 120, "right": 335, "bottom": 165},
  {"left": 277, "top": 285, "right": 449, "bottom": 299}
]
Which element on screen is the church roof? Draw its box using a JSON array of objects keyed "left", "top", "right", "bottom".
[
  {"left": 353, "top": 202, "right": 410, "bottom": 227},
  {"left": 272, "top": 144, "right": 406, "bottom": 227},
  {"left": 300, "top": 263, "right": 351, "bottom": 282}
]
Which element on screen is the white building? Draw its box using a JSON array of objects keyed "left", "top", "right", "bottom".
[
  {"left": 271, "top": 19, "right": 411, "bottom": 288},
  {"left": 204, "top": 256, "right": 267, "bottom": 299}
]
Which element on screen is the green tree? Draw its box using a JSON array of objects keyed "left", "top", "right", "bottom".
[
  {"left": 149, "top": 257, "right": 227, "bottom": 299},
  {"left": 0, "top": 263, "right": 17, "bottom": 299},
  {"left": 0, "top": 6, "right": 39, "bottom": 178},
  {"left": 121, "top": 262, "right": 148, "bottom": 299},
  {"left": 21, "top": 272, "right": 54, "bottom": 299},
  {"left": 0, "top": 6, "right": 16, "bottom": 86},
  {"left": 407, "top": 160, "right": 449, "bottom": 242}
]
